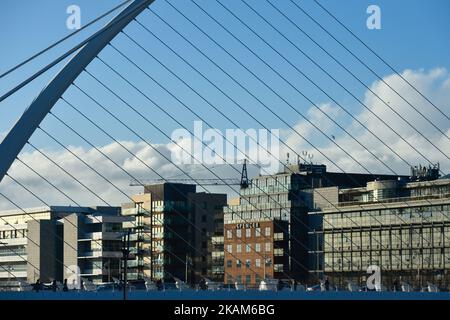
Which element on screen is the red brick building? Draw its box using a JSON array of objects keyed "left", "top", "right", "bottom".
[{"left": 223, "top": 220, "right": 289, "bottom": 287}]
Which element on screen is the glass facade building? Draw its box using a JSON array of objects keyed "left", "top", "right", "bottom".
[{"left": 309, "top": 177, "right": 450, "bottom": 289}]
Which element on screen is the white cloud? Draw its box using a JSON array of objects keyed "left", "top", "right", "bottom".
[
  {"left": 1, "top": 68, "right": 448, "bottom": 210},
  {"left": 281, "top": 68, "right": 450, "bottom": 175},
  {"left": 0, "top": 140, "right": 243, "bottom": 210}
]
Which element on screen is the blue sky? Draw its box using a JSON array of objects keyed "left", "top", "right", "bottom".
[
  {"left": 1, "top": 0, "right": 449, "bottom": 147},
  {"left": 1, "top": 0, "right": 450, "bottom": 210}
]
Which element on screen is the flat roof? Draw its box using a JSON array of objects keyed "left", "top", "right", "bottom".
[{"left": 0, "top": 205, "right": 120, "bottom": 218}]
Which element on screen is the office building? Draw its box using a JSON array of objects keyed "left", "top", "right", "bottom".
[
  {"left": 223, "top": 161, "right": 403, "bottom": 286},
  {"left": 309, "top": 169, "right": 450, "bottom": 289}
]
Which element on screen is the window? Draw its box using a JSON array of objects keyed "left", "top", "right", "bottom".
[
  {"left": 255, "top": 274, "right": 261, "bottom": 283},
  {"left": 255, "top": 243, "right": 261, "bottom": 252},
  {"left": 237, "top": 229, "right": 242, "bottom": 238},
  {"left": 246, "top": 229, "right": 251, "bottom": 238},
  {"left": 246, "top": 244, "right": 251, "bottom": 253},
  {"left": 255, "top": 259, "right": 261, "bottom": 268},
  {"left": 265, "top": 243, "right": 271, "bottom": 252},
  {"left": 256, "top": 227, "right": 261, "bottom": 237},
  {"left": 246, "top": 259, "right": 251, "bottom": 268},
  {"left": 274, "top": 248, "right": 283, "bottom": 256},
  {"left": 274, "top": 232, "right": 284, "bottom": 241},
  {"left": 274, "top": 264, "right": 283, "bottom": 272},
  {"left": 265, "top": 227, "right": 271, "bottom": 236},
  {"left": 201, "top": 215, "right": 207, "bottom": 223},
  {"left": 236, "top": 259, "right": 242, "bottom": 268},
  {"left": 236, "top": 275, "right": 242, "bottom": 283},
  {"left": 226, "top": 260, "right": 232, "bottom": 268},
  {"left": 237, "top": 244, "right": 242, "bottom": 253},
  {"left": 227, "top": 244, "right": 232, "bottom": 254},
  {"left": 227, "top": 230, "right": 232, "bottom": 239},
  {"left": 245, "top": 275, "right": 251, "bottom": 284},
  {"left": 202, "top": 241, "right": 207, "bottom": 249}
]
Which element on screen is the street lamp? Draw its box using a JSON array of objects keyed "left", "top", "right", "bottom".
[{"left": 7, "top": 266, "right": 15, "bottom": 289}]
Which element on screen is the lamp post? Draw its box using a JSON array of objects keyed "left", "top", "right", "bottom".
[
  {"left": 0, "top": 243, "right": 8, "bottom": 290},
  {"left": 7, "top": 265, "right": 14, "bottom": 291},
  {"left": 122, "top": 230, "right": 131, "bottom": 301}
]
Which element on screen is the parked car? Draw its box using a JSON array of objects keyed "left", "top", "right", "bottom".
[{"left": 306, "top": 284, "right": 321, "bottom": 292}]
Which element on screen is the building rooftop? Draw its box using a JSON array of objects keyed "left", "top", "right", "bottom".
[{"left": 0, "top": 205, "right": 120, "bottom": 218}]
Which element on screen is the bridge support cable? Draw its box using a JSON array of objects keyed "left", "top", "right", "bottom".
[
  {"left": 52, "top": 93, "right": 300, "bottom": 281},
  {"left": 149, "top": 3, "right": 450, "bottom": 258},
  {"left": 0, "top": 0, "right": 155, "bottom": 184},
  {"left": 125, "top": 4, "right": 450, "bottom": 264},
  {"left": 262, "top": 0, "right": 450, "bottom": 141},
  {"left": 150, "top": 2, "right": 448, "bottom": 179},
  {"left": 1, "top": 0, "right": 447, "bottom": 286},
  {"left": 211, "top": 0, "right": 450, "bottom": 165},
  {"left": 0, "top": 0, "right": 132, "bottom": 80},
  {"left": 84, "top": 42, "right": 392, "bottom": 274},
  {"left": 311, "top": 0, "right": 450, "bottom": 121}
]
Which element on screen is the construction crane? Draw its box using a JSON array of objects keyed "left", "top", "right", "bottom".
[{"left": 129, "top": 160, "right": 250, "bottom": 189}]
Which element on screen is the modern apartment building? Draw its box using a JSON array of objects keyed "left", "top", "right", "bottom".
[
  {"left": 122, "top": 183, "right": 226, "bottom": 284},
  {"left": 0, "top": 206, "right": 128, "bottom": 289},
  {"left": 309, "top": 171, "right": 450, "bottom": 289},
  {"left": 61, "top": 209, "right": 130, "bottom": 285}
]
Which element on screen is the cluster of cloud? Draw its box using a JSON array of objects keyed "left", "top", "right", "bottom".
[
  {"left": 0, "top": 68, "right": 449, "bottom": 210},
  {"left": 280, "top": 67, "right": 450, "bottom": 176}
]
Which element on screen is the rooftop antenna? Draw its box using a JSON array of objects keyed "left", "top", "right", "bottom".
[{"left": 240, "top": 159, "right": 249, "bottom": 189}]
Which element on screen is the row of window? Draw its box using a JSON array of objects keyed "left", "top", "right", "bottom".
[
  {"left": 323, "top": 227, "right": 450, "bottom": 252},
  {"left": 226, "top": 243, "right": 272, "bottom": 254},
  {"left": 324, "top": 205, "right": 450, "bottom": 229},
  {"left": 226, "top": 258, "right": 273, "bottom": 269},
  {"left": 226, "top": 227, "right": 271, "bottom": 239},
  {"left": 0, "top": 229, "right": 27, "bottom": 240},
  {"left": 226, "top": 270, "right": 286, "bottom": 284},
  {"left": 224, "top": 210, "right": 290, "bottom": 222},
  {"left": 244, "top": 193, "right": 290, "bottom": 205},
  {"left": 227, "top": 274, "right": 263, "bottom": 285}
]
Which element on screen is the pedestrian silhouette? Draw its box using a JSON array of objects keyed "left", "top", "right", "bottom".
[
  {"left": 325, "top": 277, "right": 330, "bottom": 291},
  {"left": 34, "top": 279, "right": 41, "bottom": 292},
  {"left": 51, "top": 279, "right": 58, "bottom": 292},
  {"left": 277, "top": 279, "right": 283, "bottom": 291},
  {"left": 63, "top": 279, "right": 69, "bottom": 292},
  {"left": 199, "top": 278, "right": 208, "bottom": 290},
  {"left": 156, "top": 279, "right": 164, "bottom": 291}
]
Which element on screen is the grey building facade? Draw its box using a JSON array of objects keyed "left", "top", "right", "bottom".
[
  {"left": 309, "top": 176, "right": 450, "bottom": 289},
  {"left": 0, "top": 206, "right": 128, "bottom": 289}
]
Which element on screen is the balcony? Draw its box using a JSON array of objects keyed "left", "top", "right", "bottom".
[
  {"left": 0, "top": 255, "right": 27, "bottom": 263},
  {"left": 0, "top": 271, "right": 27, "bottom": 279}
]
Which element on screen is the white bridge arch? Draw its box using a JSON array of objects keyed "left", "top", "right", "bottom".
[{"left": 0, "top": 0, "right": 155, "bottom": 183}]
